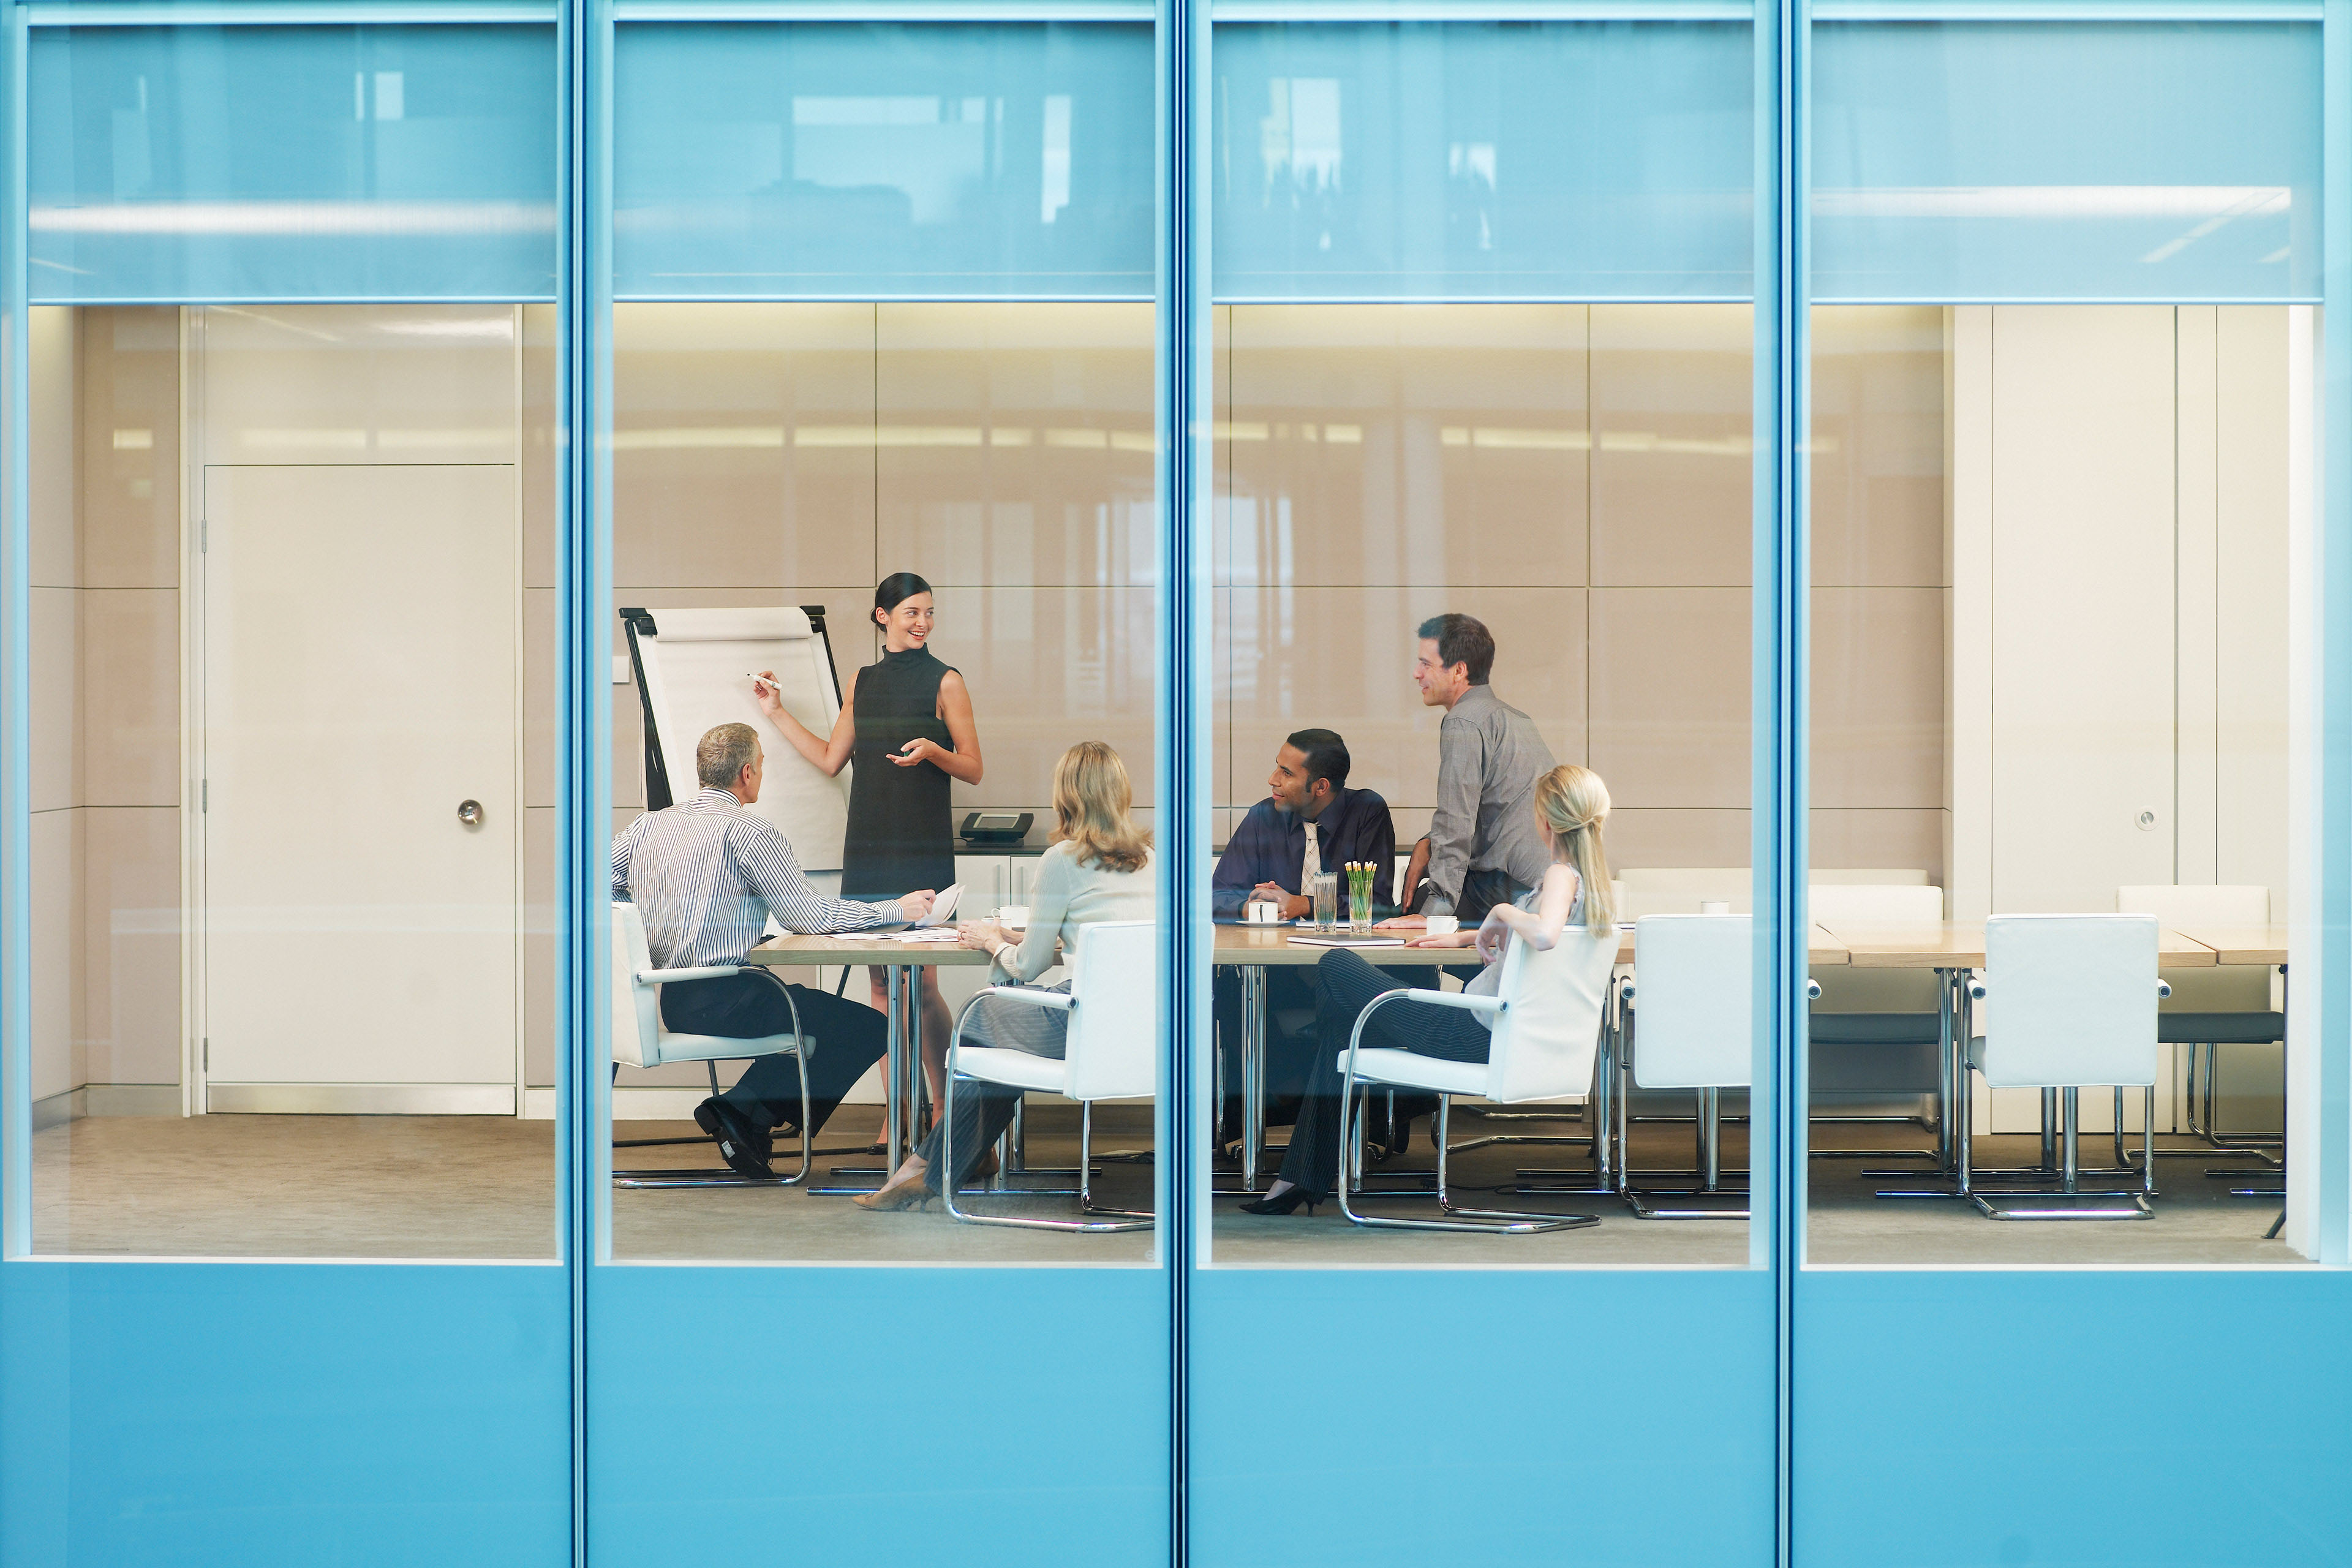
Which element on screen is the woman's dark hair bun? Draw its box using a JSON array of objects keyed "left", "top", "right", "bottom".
[{"left": 874, "top": 571, "right": 933, "bottom": 624}]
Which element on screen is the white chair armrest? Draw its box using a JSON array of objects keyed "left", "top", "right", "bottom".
[
  {"left": 639, "top": 965, "right": 744, "bottom": 985},
  {"left": 1384, "top": 988, "right": 1504, "bottom": 1019},
  {"left": 971, "top": 984, "right": 1076, "bottom": 1013},
  {"left": 1618, "top": 978, "right": 1636, "bottom": 1003},
  {"left": 2157, "top": 979, "right": 2172, "bottom": 999},
  {"left": 1967, "top": 977, "right": 1987, "bottom": 1001},
  {"left": 1806, "top": 978, "right": 1822, "bottom": 1001}
]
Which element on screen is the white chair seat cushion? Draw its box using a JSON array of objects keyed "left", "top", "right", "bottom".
[
  {"left": 652, "top": 1030, "right": 804, "bottom": 1067},
  {"left": 1342, "top": 1047, "right": 1490, "bottom": 1098},
  {"left": 954, "top": 1045, "right": 1072, "bottom": 1095},
  {"left": 1966, "top": 1034, "right": 2154, "bottom": 1090}
]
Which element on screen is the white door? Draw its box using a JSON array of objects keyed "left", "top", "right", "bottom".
[
  {"left": 202, "top": 464, "right": 519, "bottom": 1096},
  {"left": 1988, "top": 306, "right": 2178, "bottom": 911}
]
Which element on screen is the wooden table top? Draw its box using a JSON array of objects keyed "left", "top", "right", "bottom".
[
  {"left": 1826, "top": 921, "right": 2219, "bottom": 970},
  {"left": 1213, "top": 922, "right": 1850, "bottom": 967},
  {"left": 2171, "top": 925, "right": 2290, "bottom": 966},
  {"left": 747, "top": 932, "right": 995, "bottom": 967}
]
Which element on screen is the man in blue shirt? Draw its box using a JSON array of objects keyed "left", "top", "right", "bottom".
[{"left": 1212, "top": 729, "right": 1398, "bottom": 1140}]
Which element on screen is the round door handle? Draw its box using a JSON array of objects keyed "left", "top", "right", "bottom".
[{"left": 458, "top": 799, "right": 484, "bottom": 827}]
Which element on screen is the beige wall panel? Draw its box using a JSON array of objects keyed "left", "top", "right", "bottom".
[
  {"left": 1214, "top": 305, "right": 1233, "bottom": 583},
  {"left": 525, "top": 588, "right": 554, "bottom": 810},
  {"left": 79, "top": 589, "right": 178, "bottom": 809},
  {"left": 933, "top": 584, "right": 1156, "bottom": 813},
  {"left": 1589, "top": 303, "right": 1752, "bottom": 587},
  {"left": 1811, "top": 306, "right": 1945, "bottom": 589},
  {"left": 1587, "top": 587, "right": 1749, "bottom": 809},
  {"left": 1226, "top": 304, "right": 1588, "bottom": 589},
  {"left": 1810, "top": 808, "right": 1945, "bottom": 885},
  {"left": 31, "top": 587, "right": 78, "bottom": 814},
  {"left": 78, "top": 307, "right": 181, "bottom": 590},
  {"left": 81, "top": 807, "right": 179, "bottom": 1087},
  {"left": 1988, "top": 306, "right": 2176, "bottom": 913},
  {"left": 1812, "top": 586, "right": 1942, "bottom": 809},
  {"left": 32, "top": 807, "right": 83, "bottom": 1101},
  {"left": 523, "top": 303, "right": 560, "bottom": 591},
  {"left": 1605, "top": 807, "right": 1750, "bottom": 873},
  {"left": 877, "top": 303, "right": 1154, "bottom": 589},
  {"left": 31, "top": 306, "right": 76, "bottom": 589},
  {"left": 613, "top": 303, "right": 876, "bottom": 589},
  {"left": 2176, "top": 307, "right": 2221, "bottom": 886},
  {"left": 524, "top": 805, "right": 554, "bottom": 1087},
  {"left": 1215, "top": 585, "right": 1237, "bottom": 815},
  {"left": 198, "top": 305, "right": 521, "bottom": 466},
  {"left": 608, "top": 585, "right": 876, "bottom": 812},
  {"left": 1947, "top": 307, "right": 1993, "bottom": 919},
  {"left": 1226, "top": 586, "right": 1585, "bottom": 812},
  {"left": 2215, "top": 306, "right": 2291, "bottom": 902}
]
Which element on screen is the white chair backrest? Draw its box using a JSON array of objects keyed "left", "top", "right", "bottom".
[
  {"left": 1063, "top": 921, "right": 1158, "bottom": 1101},
  {"left": 1809, "top": 883, "right": 1945, "bottom": 927},
  {"left": 1980, "top": 914, "right": 2160, "bottom": 1088},
  {"left": 1630, "top": 915, "right": 1752, "bottom": 1090},
  {"left": 1811, "top": 868, "right": 1931, "bottom": 886},
  {"left": 611, "top": 902, "right": 662, "bottom": 1069},
  {"left": 1485, "top": 924, "right": 1619, "bottom": 1103},
  {"left": 2116, "top": 884, "right": 2272, "bottom": 925}
]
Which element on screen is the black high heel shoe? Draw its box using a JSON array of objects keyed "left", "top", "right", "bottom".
[{"left": 1238, "top": 1186, "right": 1320, "bottom": 1216}]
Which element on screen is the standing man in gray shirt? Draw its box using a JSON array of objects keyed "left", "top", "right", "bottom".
[{"left": 1403, "top": 612, "right": 1557, "bottom": 925}]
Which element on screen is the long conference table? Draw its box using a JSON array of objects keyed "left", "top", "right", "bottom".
[{"left": 747, "top": 921, "right": 2289, "bottom": 1201}]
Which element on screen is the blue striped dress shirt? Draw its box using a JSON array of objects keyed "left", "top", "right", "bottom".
[{"left": 611, "top": 787, "right": 905, "bottom": 968}]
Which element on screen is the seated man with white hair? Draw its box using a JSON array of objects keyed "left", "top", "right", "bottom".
[{"left": 611, "top": 721, "right": 935, "bottom": 1176}]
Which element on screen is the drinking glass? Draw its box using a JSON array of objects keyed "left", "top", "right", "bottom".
[
  {"left": 1311, "top": 871, "right": 1340, "bottom": 930},
  {"left": 1349, "top": 864, "right": 1373, "bottom": 932}
]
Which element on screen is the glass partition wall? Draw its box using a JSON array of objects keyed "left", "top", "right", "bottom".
[
  {"left": 1803, "top": 20, "right": 2323, "bottom": 1266},
  {"left": 21, "top": 26, "right": 563, "bottom": 1261}
]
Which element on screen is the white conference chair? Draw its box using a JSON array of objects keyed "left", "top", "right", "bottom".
[
  {"left": 1959, "top": 914, "right": 2165, "bottom": 1220},
  {"left": 1335, "top": 923, "right": 1620, "bottom": 1234},
  {"left": 1807, "top": 883, "right": 1947, "bottom": 1159},
  {"left": 2116, "top": 884, "right": 2283, "bottom": 1169},
  {"left": 609, "top": 901, "right": 814, "bottom": 1189},
  {"left": 942, "top": 920, "right": 1155, "bottom": 1233},
  {"left": 1619, "top": 914, "right": 1751, "bottom": 1220}
]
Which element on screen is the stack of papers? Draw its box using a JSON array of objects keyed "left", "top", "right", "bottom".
[{"left": 878, "top": 927, "right": 964, "bottom": 943}]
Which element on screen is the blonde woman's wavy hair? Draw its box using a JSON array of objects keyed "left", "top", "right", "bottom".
[
  {"left": 1052, "top": 741, "right": 1152, "bottom": 874},
  {"left": 1531, "top": 764, "right": 1615, "bottom": 929}
]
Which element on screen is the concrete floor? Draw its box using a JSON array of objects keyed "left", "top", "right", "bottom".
[{"left": 31, "top": 1107, "right": 2303, "bottom": 1267}]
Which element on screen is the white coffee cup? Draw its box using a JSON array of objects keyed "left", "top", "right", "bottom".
[
  {"left": 998, "top": 905, "right": 1030, "bottom": 930},
  {"left": 1424, "top": 915, "right": 1460, "bottom": 937},
  {"left": 1700, "top": 900, "right": 1732, "bottom": 916},
  {"left": 1244, "top": 901, "right": 1279, "bottom": 925}
]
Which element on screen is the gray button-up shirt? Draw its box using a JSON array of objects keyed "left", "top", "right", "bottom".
[{"left": 1423, "top": 684, "right": 1557, "bottom": 916}]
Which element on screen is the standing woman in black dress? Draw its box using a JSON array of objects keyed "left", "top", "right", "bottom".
[{"left": 754, "top": 572, "right": 984, "bottom": 1120}]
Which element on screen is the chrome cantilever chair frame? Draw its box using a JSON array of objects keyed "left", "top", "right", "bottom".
[
  {"left": 940, "top": 985, "right": 1153, "bottom": 1234},
  {"left": 611, "top": 962, "right": 815, "bottom": 1191},
  {"left": 1334, "top": 987, "right": 1599, "bottom": 1235},
  {"left": 1956, "top": 970, "right": 2160, "bottom": 1221}
]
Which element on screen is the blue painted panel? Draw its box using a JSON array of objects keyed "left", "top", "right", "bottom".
[
  {"left": 1813, "top": 21, "right": 2322, "bottom": 301},
  {"left": 612, "top": 22, "right": 1153, "bottom": 300},
  {"left": 1191, "top": 1270, "right": 1778, "bottom": 1567},
  {"left": 1795, "top": 1270, "right": 2352, "bottom": 1565},
  {"left": 1211, "top": 21, "right": 1754, "bottom": 301},
  {"left": 0, "top": 1262, "right": 571, "bottom": 1568},
  {"left": 587, "top": 1266, "right": 1168, "bottom": 1561},
  {"left": 28, "top": 24, "right": 558, "bottom": 303}
]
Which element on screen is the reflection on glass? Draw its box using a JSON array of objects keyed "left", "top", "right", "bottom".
[
  {"left": 614, "top": 24, "right": 1152, "bottom": 298},
  {"left": 606, "top": 302, "right": 1157, "bottom": 1262},
  {"left": 29, "top": 304, "right": 556, "bottom": 1258},
  {"left": 1210, "top": 303, "right": 1754, "bottom": 1264},
  {"left": 1804, "top": 304, "right": 2307, "bottom": 1264}
]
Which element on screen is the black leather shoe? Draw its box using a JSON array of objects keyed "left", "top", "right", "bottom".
[{"left": 694, "top": 1098, "right": 774, "bottom": 1177}]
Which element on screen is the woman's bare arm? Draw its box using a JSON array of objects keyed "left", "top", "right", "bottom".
[
  {"left": 1486, "top": 864, "right": 1580, "bottom": 952},
  {"left": 756, "top": 667, "right": 856, "bottom": 777},
  {"left": 891, "top": 669, "right": 984, "bottom": 785}
]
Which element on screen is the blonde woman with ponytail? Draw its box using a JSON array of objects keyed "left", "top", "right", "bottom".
[{"left": 1240, "top": 764, "right": 1613, "bottom": 1215}]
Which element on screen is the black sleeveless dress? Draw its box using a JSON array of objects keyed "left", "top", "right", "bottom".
[{"left": 841, "top": 646, "right": 957, "bottom": 899}]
